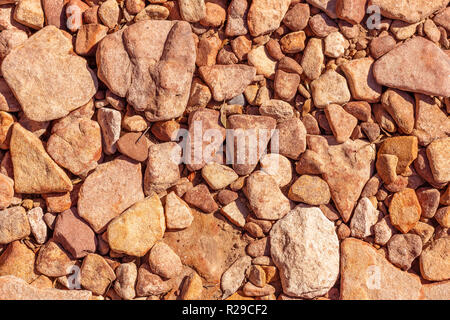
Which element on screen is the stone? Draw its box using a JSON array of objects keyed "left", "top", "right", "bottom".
[
  {"left": 13, "top": 0, "right": 44, "bottom": 30},
  {"left": 221, "top": 199, "right": 248, "bottom": 227},
  {"left": 340, "top": 238, "right": 422, "bottom": 299},
  {"left": 178, "top": 0, "right": 206, "bottom": 22},
  {"left": 220, "top": 255, "right": 251, "bottom": 298},
  {"left": 306, "top": 136, "right": 376, "bottom": 222},
  {"left": 288, "top": 175, "right": 330, "bottom": 205},
  {"left": 434, "top": 7, "right": 450, "bottom": 31},
  {"left": 0, "top": 29, "right": 27, "bottom": 63},
  {"left": 27, "top": 207, "right": 46, "bottom": 244},
  {"left": 310, "top": 69, "right": 351, "bottom": 108},
  {"left": 151, "top": 120, "right": 179, "bottom": 141},
  {"left": 276, "top": 118, "right": 307, "bottom": 160},
  {"left": 376, "top": 154, "right": 398, "bottom": 184},
  {"left": 420, "top": 237, "right": 450, "bottom": 281},
  {"left": 341, "top": 57, "right": 381, "bottom": 103},
  {"left": 0, "top": 206, "right": 30, "bottom": 245},
  {"left": 387, "top": 234, "right": 422, "bottom": 270},
  {"left": 426, "top": 138, "right": 450, "bottom": 184},
  {"left": 247, "top": 0, "right": 290, "bottom": 37},
  {"left": 283, "top": 3, "right": 309, "bottom": 31},
  {"left": 0, "top": 173, "right": 13, "bottom": 209},
  {"left": 200, "top": 0, "right": 226, "bottom": 27},
  {"left": 307, "top": 0, "right": 337, "bottom": 19},
  {"left": 42, "top": 192, "right": 71, "bottom": 214},
  {"left": 98, "top": 0, "right": 119, "bottom": 28},
  {"left": 114, "top": 262, "right": 137, "bottom": 300},
  {"left": 0, "top": 78, "right": 20, "bottom": 112},
  {"left": 368, "top": 0, "right": 449, "bottom": 23},
  {"left": 117, "top": 132, "right": 152, "bottom": 162},
  {"left": 218, "top": 190, "right": 239, "bottom": 206},
  {"left": 324, "top": 31, "right": 349, "bottom": 58},
  {"left": 414, "top": 149, "right": 447, "bottom": 189},
  {"left": 247, "top": 45, "right": 277, "bottom": 79},
  {"left": 225, "top": 0, "right": 249, "bottom": 37},
  {"left": 199, "top": 64, "right": 256, "bottom": 101},
  {"left": 231, "top": 36, "right": 252, "bottom": 61},
  {"left": 280, "top": 31, "right": 306, "bottom": 54},
  {"left": 75, "top": 23, "right": 108, "bottom": 56},
  {"left": 244, "top": 171, "right": 291, "bottom": 220},
  {"left": 2, "top": 26, "right": 97, "bottom": 121},
  {"left": 411, "top": 221, "right": 434, "bottom": 244},
  {"left": 65, "top": 0, "right": 88, "bottom": 32},
  {"left": 273, "top": 71, "right": 300, "bottom": 101},
  {"left": 309, "top": 13, "right": 338, "bottom": 37},
  {"left": 47, "top": 117, "right": 102, "bottom": 176},
  {"left": 187, "top": 78, "right": 212, "bottom": 108},
  {"left": 227, "top": 114, "right": 276, "bottom": 175},
  {"left": 417, "top": 188, "right": 440, "bottom": 219},
  {"left": 107, "top": 195, "right": 165, "bottom": 257},
  {"left": 259, "top": 99, "right": 294, "bottom": 121},
  {"left": 134, "top": 5, "right": 170, "bottom": 21},
  {"left": 78, "top": 156, "right": 144, "bottom": 233},
  {"left": 164, "top": 191, "right": 193, "bottom": 230},
  {"left": 389, "top": 188, "right": 421, "bottom": 233},
  {"left": 181, "top": 271, "right": 203, "bottom": 300},
  {"left": 270, "top": 206, "right": 339, "bottom": 298},
  {"left": 0, "top": 275, "right": 91, "bottom": 299},
  {"left": 350, "top": 197, "right": 382, "bottom": 239},
  {"left": 373, "top": 37, "right": 450, "bottom": 97},
  {"left": 149, "top": 241, "right": 182, "bottom": 279},
  {"left": 369, "top": 35, "right": 396, "bottom": 59},
  {"left": 336, "top": 0, "right": 366, "bottom": 24},
  {"left": 144, "top": 142, "right": 181, "bottom": 194},
  {"left": 325, "top": 104, "right": 358, "bottom": 143},
  {"left": 126, "top": 0, "right": 145, "bottom": 15},
  {"left": 80, "top": 253, "right": 116, "bottom": 295},
  {"left": 413, "top": 94, "right": 450, "bottom": 146},
  {"left": 381, "top": 89, "right": 415, "bottom": 134},
  {"left": 301, "top": 38, "right": 324, "bottom": 80},
  {"left": 378, "top": 136, "right": 418, "bottom": 175},
  {"left": 373, "top": 216, "right": 396, "bottom": 246},
  {"left": 136, "top": 264, "right": 170, "bottom": 296},
  {"left": 35, "top": 241, "right": 75, "bottom": 277},
  {"left": 184, "top": 184, "right": 218, "bottom": 213},
  {"left": 96, "top": 20, "right": 196, "bottom": 121},
  {"left": 196, "top": 32, "right": 221, "bottom": 67},
  {"left": 248, "top": 265, "right": 266, "bottom": 287},
  {"left": 390, "top": 20, "right": 420, "bottom": 40},
  {"left": 421, "top": 281, "right": 450, "bottom": 300},
  {"left": 423, "top": 19, "right": 440, "bottom": 43},
  {"left": 0, "top": 241, "right": 37, "bottom": 283},
  {"left": 202, "top": 163, "right": 238, "bottom": 190},
  {"left": 97, "top": 107, "right": 121, "bottom": 155},
  {"left": 53, "top": 208, "right": 96, "bottom": 259},
  {"left": 435, "top": 207, "right": 450, "bottom": 228},
  {"left": 259, "top": 153, "right": 292, "bottom": 188},
  {"left": 242, "top": 282, "right": 275, "bottom": 296}
]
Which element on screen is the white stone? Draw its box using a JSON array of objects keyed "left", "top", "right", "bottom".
[{"left": 350, "top": 197, "right": 382, "bottom": 239}]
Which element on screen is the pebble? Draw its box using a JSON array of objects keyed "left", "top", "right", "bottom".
[
  {"left": 242, "top": 281, "right": 275, "bottom": 297},
  {"left": 435, "top": 207, "right": 450, "bottom": 228},
  {"left": 80, "top": 253, "right": 116, "bottom": 295},
  {"left": 117, "top": 132, "right": 152, "bottom": 162},
  {"left": 350, "top": 197, "right": 382, "bottom": 239},
  {"left": 75, "top": 23, "right": 108, "bottom": 56},
  {"left": 181, "top": 271, "right": 203, "bottom": 300},
  {"left": 178, "top": 0, "right": 206, "bottom": 23},
  {"left": 387, "top": 234, "right": 422, "bottom": 270},
  {"left": 410, "top": 221, "right": 434, "bottom": 245},
  {"left": 288, "top": 174, "right": 330, "bottom": 205},
  {"left": 148, "top": 242, "right": 182, "bottom": 279},
  {"left": 283, "top": 3, "right": 309, "bottom": 31},
  {"left": 13, "top": 0, "right": 44, "bottom": 30},
  {"left": 98, "top": 0, "right": 119, "bottom": 29},
  {"left": 225, "top": 0, "right": 249, "bottom": 37},
  {"left": 280, "top": 31, "right": 306, "bottom": 54},
  {"left": 426, "top": 137, "right": 450, "bottom": 184},
  {"left": 247, "top": 46, "right": 277, "bottom": 79},
  {"left": 114, "top": 262, "right": 137, "bottom": 300},
  {"left": 0, "top": 241, "right": 38, "bottom": 283},
  {"left": 0, "top": 206, "right": 30, "bottom": 245},
  {"left": 381, "top": 89, "right": 415, "bottom": 134},
  {"left": 325, "top": 103, "right": 357, "bottom": 143},
  {"left": 369, "top": 0, "right": 448, "bottom": 23},
  {"left": 376, "top": 154, "right": 398, "bottom": 184},
  {"left": 276, "top": 118, "right": 307, "bottom": 160},
  {"left": 183, "top": 183, "right": 218, "bottom": 213},
  {"left": 136, "top": 264, "right": 170, "bottom": 296},
  {"left": 273, "top": 71, "right": 300, "bottom": 101},
  {"left": 369, "top": 35, "right": 396, "bottom": 59},
  {"left": 336, "top": 0, "right": 366, "bottom": 24},
  {"left": 310, "top": 69, "right": 351, "bottom": 108},
  {"left": 134, "top": 5, "right": 170, "bottom": 21},
  {"left": 389, "top": 188, "right": 421, "bottom": 233},
  {"left": 378, "top": 136, "right": 418, "bottom": 175},
  {"left": 220, "top": 199, "right": 249, "bottom": 228},
  {"left": 301, "top": 37, "right": 324, "bottom": 80},
  {"left": 202, "top": 163, "right": 238, "bottom": 190},
  {"left": 260, "top": 99, "right": 294, "bottom": 121},
  {"left": 324, "top": 31, "right": 349, "bottom": 58},
  {"left": 419, "top": 237, "right": 450, "bottom": 281},
  {"left": 270, "top": 206, "right": 339, "bottom": 298},
  {"left": 309, "top": 13, "right": 338, "bottom": 37},
  {"left": 26, "top": 207, "right": 46, "bottom": 244},
  {"left": 259, "top": 154, "right": 292, "bottom": 188},
  {"left": 221, "top": 255, "right": 251, "bottom": 298},
  {"left": 164, "top": 191, "right": 193, "bottom": 230},
  {"left": 35, "top": 241, "right": 75, "bottom": 277},
  {"left": 0, "top": 173, "right": 13, "bottom": 209},
  {"left": 416, "top": 188, "right": 440, "bottom": 219},
  {"left": 247, "top": 0, "right": 290, "bottom": 37}
]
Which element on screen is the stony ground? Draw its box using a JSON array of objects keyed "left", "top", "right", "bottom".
[{"left": 0, "top": 0, "right": 449, "bottom": 300}]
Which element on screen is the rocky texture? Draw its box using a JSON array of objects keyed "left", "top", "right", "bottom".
[
  {"left": 420, "top": 237, "right": 450, "bottom": 281},
  {"left": 247, "top": 0, "right": 291, "bottom": 37},
  {"left": 369, "top": 0, "right": 449, "bottom": 23},
  {"left": 389, "top": 188, "right": 421, "bottom": 233},
  {"left": 387, "top": 234, "right": 422, "bottom": 270},
  {"left": 221, "top": 255, "right": 251, "bottom": 298},
  {"left": 311, "top": 69, "right": 351, "bottom": 108},
  {"left": 0, "top": 206, "right": 30, "bottom": 244},
  {"left": 350, "top": 197, "right": 382, "bottom": 239}
]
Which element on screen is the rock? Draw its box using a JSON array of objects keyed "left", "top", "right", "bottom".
[
  {"left": 413, "top": 94, "right": 450, "bottom": 146},
  {"left": 136, "top": 264, "right": 170, "bottom": 296},
  {"left": 247, "top": 46, "right": 277, "bottom": 79},
  {"left": 259, "top": 153, "right": 292, "bottom": 188},
  {"left": 80, "top": 253, "right": 116, "bottom": 295},
  {"left": 283, "top": 3, "right": 309, "bottom": 31},
  {"left": 75, "top": 23, "right": 108, "bottom": 56},
  {"left": 144, "top": 142, "right": 181, "bottom": 194},
  {"left": 0, "top": 29, "right": 27, "bottom": 63},
  {"left": 0, "top": 241, "right": 37, "bottom": 283},
  {"left": 196, "top": 32, "right": 221, "bottom": 67},
  {"left": 78, "top": 156, "right": 144, "bottom": 233},
  {"left": 27, "top": 207, "right": 46, "bottom": 244},
  {"left": 41, "top": 0, "right": 65, "bottom": 28},
  {"left": 350, "top": 197, "right": 382, "bottom": 239},
  {"left": 248, "top": 265, "right": 266, "bottom": 287},
  {"left": 0, "top": 173, "right": 13, "bottom": 209},
  {"left": 181, "top": 271, "right": 203, "bottom": 300},
  {"left": 65, "top": 0, "right": 88, "bottom": 32},
  {"left": 98, "top": 0, "right": 119, "bottom": 28},
  {"left": 42, "top": 192, "right": 71, "bottom": 214},
  {"left": 387, "top": 234, "right": 422, "bottom": 270},
  {"left": 288, "top": 175, "right": 330, "bottom": 205},
  {"left": 0, "top": 275, "right": 91, "bottom": 299},
  {"left": 117, "top": 132, "right": 152, "bottom": 162},
  {"left": 341, "top": 57, "right": 381, "bottom": 103},
  {"left": 307, "top": 0, "right": 337, "bottom": 18},
  {"left": 306, "top": 136, "right": 376, "bottom": 222},
  {"left": 183, "top": 184, "right": 218, "bottom": 213},
  {"left": 324, "top": 31, "right": 348, "bottom": 58},
  {"left": 151, "top": 120, "right": 179, "bottom": 141},
  {"left": 178, "top": 0, "right": 206, "bottom": 22},
  {"left": 416, "top": 188, "right": 440, "bottom": 218},
  {"left": 134, "top": 4, "right": 170, "bottom": 21},
  {"left": 301, "top": 38, "right": 324, "bottom": 80},
  {"left": 199, "top": 64, "right": 256, "bottom": 102},
  {"left": 225, "top": 0, "right": 249, "bottom": 37},
  {"left": 53, "top": 208, "right": 96, "bottom": 259},
  {"left": 336, "top": 0, "right": 366, "bottom": 24},
  {"left": 434, "top": 6, "right": 450, "bottom": 31},
  {"left": 0, "top": 78, "right": 20, "bottom": 112},
  {"left": 35, "top": 241, "right": 75, "bottom": 277},
  {"left": 114, "top": 262, "right": 137, "bottom": 300},
  {"left": 414, "top": 149, "right": 447, "bottom": 189},
  {"left": 0, "top": 206, "right": 30, "bottom": 245},
  {"left": 259, "top": 99, "right": 294, "bottom": 121},
  {"left": 280, "top": 31, "right": 306, "bottom": 54},
  {"left": 242, "top": 281, "right": 275, "bottom": 296},
  {"left": 435, "top": 207, "right": 450, "bottom": 228},
  {"left": 311, "top": 69, "right": 351, "bottom": 108},
  {"left": 373, "top": 216, "right": 396, "bottom": 245},
  {"left": 276, "top": 118, "right": 307, "bottom": 160},
  {"left": 373, "top": 37, "right": 450, "bottom": 97},
  {"left": 164, "top": 191, "right": 193, "bottom": 230},
  {"left": 96, "top": 20, "right": 196, "bottom": 121},
  {"left": 426, "top": 138, "right": 450, "bottom": 184},
  {"left": 270, "top": 206, "right": 339, "bottom": 298},
  {"left": 200, "top": 0, "right": 226, "bottom": 28},
  {"left": 389, "top": 188, "right": 421, "bottom": 233},
  {"left": 411, "top": 221, "right": 434, "bottom": 244},
  {"left": 2, "top": 26, "right": 97, "bottom": 121},
  {"left": 369, "top": 35, "right": 396, "bottom": 59},
  {"left": 420, "top": 237, "right": 450, "bottom": 281},
  {"left": 381, "top": 89, "right": 415, "bottom": 134},
  {"left": 244, "top": 171, "right": 290, "bottom": 220},
  {"left": 390, "top": 20, "right": 420, "bottom": 40},
  {"left": 202, "top": 163, "right": 238, "bottom": 190},
  {"left": 309, "top": 12, "right": 338, "bottom": 37},
  {"left": 46, "top": 117, "right": 102, "bottom": 176},
  {"left": 247, "top": 0, "right": 290, "bottom": 37},
  {"left": 378, "top": 136, "right": 418, "bottom": 175},
  {"left": 97, "top": 107, "right": 121, "bottom": 155},
  {"left": 148, "top": 242, "right": 182, "bottom": 279},
  {"left": 340, "top": 238, "right": 422, "bottom": 299},
  {"left": 220, "top": 255, "right": 251, "bottom": 298},
  {"left": 227, "top": 114, "right": 276, "bottom": 175},
  {"left": 325, "top": 104, "right": 357, "bottom": 143},
  {"left": 218, "top": 190, "right": 239, "bottom": 206},
  {"left": 368, "top": 0, "right": 449, "bottom": 23},
  {"left": 10, "top": 123, "right": 72, "bottom": 194},
  {"left": 421, "top": 281, "right": 450, "bottom": 300},
  {"left": 273, "top": 71, "right": 300, "bottom": 101},
  {"left": 376, "top": 154, "right": 398, "bottom": 184},
  {"left": 107, "top": 195, "right": 165, "bottom": 257},
  {"left": 13, "top": 0, "right": 44, "bottom": 30}
]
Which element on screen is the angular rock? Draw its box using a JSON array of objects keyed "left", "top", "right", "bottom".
[
  {"left": 325, "top": 104, "right": 358, "bottom": 143},
  {"left": 374, "top": 216, "right": 396, "bottom": 246},
  {"left": 259, "top": 99, "right": 294, "bottom": 121},
  {"left": 136, "top": 264, "right": 170, "bottom": 296},
  {"left": 247, "top": 45, "right": 277, "bottom": 79},
  {"left": 178, "top": 0, "right": 206, "bottom": 22},
  {"left": 98, "top": 0, "right": 119, "bottom": 28},
  {"left": 389, "top": 188, "right": 421, "bottom": 233},
  {"left": 381, "top": 89, "right": 415, "bottom": 134},
  {"left": 149, "top": 242, "right": 182, "bottom": 279},
  {"left": 420, "top": 237, "right": 450, "bottom": 281},
  {"left": 225, "top": 0, "right": 249, "bottom": 37},
  {"left": 80, "top": 253, "right": 116, "bottom": 295},
  {"left": 164, "top": 191, "right": 193, "bottom": 230},
  {"left": 247, "top": 0, "right": 290, "bottom": 37},
  {"left": 75, "top": 23, "right": 108, "bottom": 56},
  {"left": 341, "top": 57, "right": 381, "bottom": 103},
  {"left": 311, "top": 69, "right": 351, "bottom": 108},
  {"left": 387, "top": 234, "right": 422, "bottom": 270},
  {"left": 324, "top": 31, "right": 348, "bottom": 58},
  {"left": 426, "top": 137, "right": 450, "bottom": 184},
  {"left": 301, "top": 38, "right": 324, "bottom": 80},
  {"left": 0, "top": 206, "right": 30, "bottom": 245},
  {"left": 27, "top": 207, "right": 46, "bottom": 244},
  {"left": 183, "top": 184, "right": 218, "bottom": 213},
  {"left": 350, "top": 197, "right": 382, "bottom": 239},
  {"left": 0, "top": 173, "right": 13, "bottom": 209},
  {"left": 0, "top": 241, "right": 37, "bottom": 283},
  {"left": 113, "top": 262, "right": 137, "bottom": 300},
  {"left": 378, "top": 136, "right": 418, "bottom": 175},
  {"left": 276, "top": 118, "right": 307, "bottom": 160},
  {"left": 35, "top": 241, "right": 76, "bottom": 277},
  {"left": 336, "top": 0, "right": 366, "bottom": 24},
  {"left": 202, "top": 163, "right": 238, "bottom": 190},
  {"left": 288, "top": 175, "right": 330, "bottom": 205},
  {"left": 259, "top": 153, "right": 292, "bottom": 188},
  {"left": 283, "top": 3, "right": 310, "bottom": 31}
]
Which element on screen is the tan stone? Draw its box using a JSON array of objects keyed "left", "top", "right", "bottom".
[
  {"left": 0, "top": 241, "right": 38, "bottom": 283},
  {"left": 311, "top": 69, "right": 351, "bottom": 108},
  {"left": 13, "top": 0, "right": 44, "bottom": 30},
  {"left": 325, "top": 104, "right": 358, "bottom": 143},
  {"left": 378, "top": 136, "right": 418, "bottom": 175},
  {"left": 80, "top": 253, "right": 116, "bottom": 295},
  {"left": 288, "top": 175, "right": 331, "bottom": 205},
  {"left": 389, "top": 188, "right": 421, "bottom": 233},
  {"left": 164, "top": 191, "right": 193, "bottom": 230},
  {"left": 420, "top": 237, "right": 450, "bottom": 281},
  {"left": 426, "top": 138, "right": 450, "bottom": 184}
]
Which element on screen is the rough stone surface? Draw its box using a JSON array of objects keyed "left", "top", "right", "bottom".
[
  {"left": 247, "top": 0, "right": 291, "bottom": 37},
  {"left": 288, "top": 175, "right": 330, "bottom": 205},
  {"left": 221, "top": 255, "right": 251, "bottom": 298},
  {"left": 311, "top": 69, "right": 351, "bottom": 108},
  {"left": 420, "top": 237, "right": 450, "bottom": 281},
  {"left": 389, "top": 188, "right": 421, "bottom": 234},
  {"left": 164, "top": 191, "right": 193, "bottom": 230},
  {"left": 350, "top": 197, "right": 382, "bottom": 239},
  {"left": 369, "top": 0, "right": 449, "bottom": 23},
  {"left": 387, "top": 234, "right": 422, "bottom": 270},
  {"left": 80, "top": 253, "right": 116, "bottom": 295},
  {"left": 0, "top": 206, "right": 30, "bottom": 245},
  {"left": 148, "top": 241, "right": 182, "bottom": 279}
]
